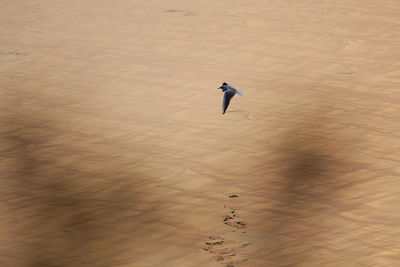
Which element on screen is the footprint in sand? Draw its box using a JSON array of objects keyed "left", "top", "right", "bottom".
[
  {"left": 203, "top": 195, "right": 250, "bottom": 265},
  {"left": 203, "top": 236, "right": 249, "bottom": 266},
  {"left": 223, "top": 205, "right": 247, "bottom": 231}
]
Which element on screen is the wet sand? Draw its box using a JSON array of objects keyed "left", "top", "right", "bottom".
[{"left": 1, "top": 0, "right": 400, "bottom": 266}]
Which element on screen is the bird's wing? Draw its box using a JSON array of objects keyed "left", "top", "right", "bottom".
[
  {"left": 227, "top": 84, "right": 243, "bottom": 96},
  {"left": 226, "top": 84, "right": 235, "bottom": 90},
  {"left": 222, "top": 90, "right": 235, "bottom": 114}
]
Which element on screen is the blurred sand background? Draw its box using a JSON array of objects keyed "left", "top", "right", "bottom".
[{"left": 1, "top": 0, "right": 400, "bottom": 266}]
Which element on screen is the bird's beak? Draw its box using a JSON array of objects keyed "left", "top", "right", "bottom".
[{"left": 218, "top": 87, "right": 222, "bottom": 89}]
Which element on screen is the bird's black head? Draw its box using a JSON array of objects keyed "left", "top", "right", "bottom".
[{"left": 218, "top": 82, "right": 229, "bottom": 91}]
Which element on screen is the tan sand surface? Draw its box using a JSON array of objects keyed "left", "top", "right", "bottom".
[{"left": 1, "top": 0, "right": 400, "bottom": 266}]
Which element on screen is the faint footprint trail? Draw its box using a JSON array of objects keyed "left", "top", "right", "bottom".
[
  {"left": 229, "top": 109, "right": 277, "bottom": 123},
  {"left": 165, "top": 9, "right": 198, "bottom": 16},
  {"left": 226, "top": 110, "right": 253, "bottom": 121}
]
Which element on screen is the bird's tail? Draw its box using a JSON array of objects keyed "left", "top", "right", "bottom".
[{"left": 236, "top": 90, "right": 243, "bottom": 96}]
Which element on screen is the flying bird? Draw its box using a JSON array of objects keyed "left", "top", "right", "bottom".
[{"left": 218, "top": 82, "right": 243, "bottom": 114}]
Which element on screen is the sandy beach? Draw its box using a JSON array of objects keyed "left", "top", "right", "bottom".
[{"left": 1, "top": 0, "right": 400, "bottom": 266}]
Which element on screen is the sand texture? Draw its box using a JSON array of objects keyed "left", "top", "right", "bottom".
[{"left": 1, "top": 0, "right": 400, "bottom": 266}]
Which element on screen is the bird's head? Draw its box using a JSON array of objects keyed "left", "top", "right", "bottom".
[{"left": 218, "top": 82, "right": 228, "bottom": 92}]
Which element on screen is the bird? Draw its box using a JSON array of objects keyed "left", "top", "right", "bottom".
[{"left": 218, "top": 82, "right": 243, "bottom": 114}]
